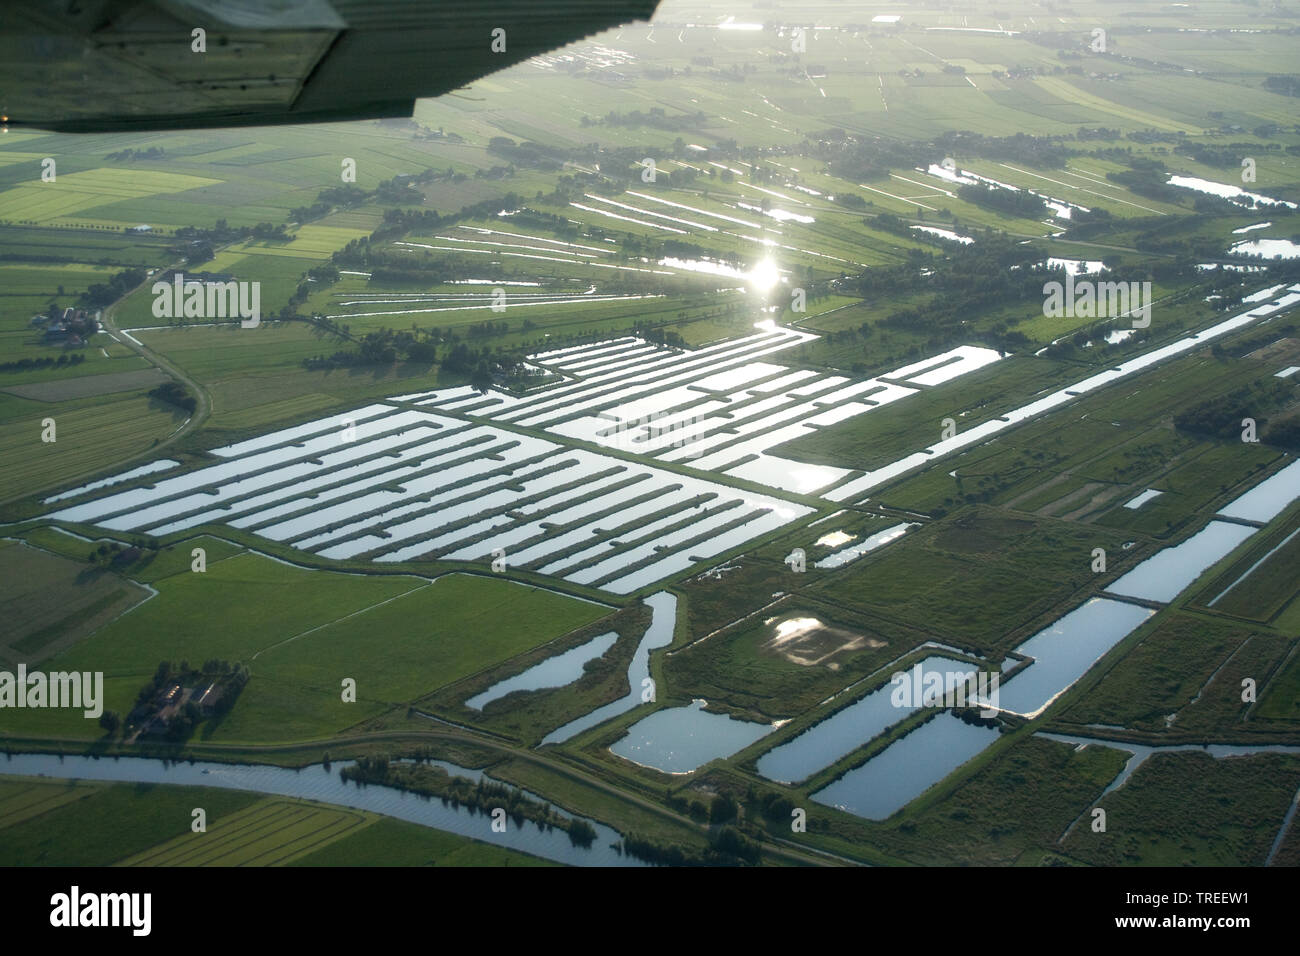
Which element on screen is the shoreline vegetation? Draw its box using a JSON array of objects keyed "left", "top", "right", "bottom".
[
  {"left": 339, "top": 751, "right": 763, "bottom": 865},
  {"left": 339, "top": 752, "right": 598, "bottom": 847}
]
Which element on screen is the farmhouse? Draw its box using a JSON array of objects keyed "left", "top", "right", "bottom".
[
  {"left": 40, "top": 308, "right": 99, "bottom": 342},
  {"left": 195, "top": 682, "right": 225, "bottom": 716}
]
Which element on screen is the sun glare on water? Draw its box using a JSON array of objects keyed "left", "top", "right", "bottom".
[
  {"left": 771, "top": 617, "right": 823, "bottom": 644},
  {"left": 747, "top": 258, "right": 780, "bottom": 292}
]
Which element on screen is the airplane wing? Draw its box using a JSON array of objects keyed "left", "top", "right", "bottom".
[{"left": 0, "top": 0, "right": 661, "bottom": 132}]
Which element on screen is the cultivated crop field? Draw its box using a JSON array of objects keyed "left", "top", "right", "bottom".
[
  {"left": 0, "top": 779, "right": 544, "bottom": 866},
  {"left": 0, "top": 392, "right": 182, "bottom": 503},
  {"left": 0, "top": 540, "right": 150, "bottom": 668},
  {"left": 118, "top": 799, "right": 371, "bottom": 866}
]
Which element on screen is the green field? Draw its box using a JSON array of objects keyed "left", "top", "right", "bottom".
[
  {"left": 0, "top": 539, "right": 150, "bottom": 667},
  {"left": 0, "top": 776, "right": 99, "bottom": 831},
  {"left": 0, "top": 780, "right": 262, "bottom": 866},
  {"left": 290, "top": 815, "right": 554, "bottom": 867},
  {"left": 1056, "top": 612, "right": 1262, "bottom": 735},
  {"left": 119, "top": 798, "right": 372, "bottom": 866},
  {"left": 888, "top": 735, "right": 1130, "bottom": 865},
  {"left": 0, "top": 778, "right": 548, "bottom": 867},
  {"left": 212, "top": 573, "right": 613, "bottom": 742},
  {"left": 0, "top": 169, "right": 222, "bottom": 226},
  {"left": 1061, "top": 751, "right": 1300, "bottom": 866},
  {"left": 423, "top": 601, "right": 651, "bottom": 745},
  {"left": 1, "top": 552, "right": 612, "bottom": 743},
  {"left": 0, "top": 392, "right": 182, "bottom": 502},
  {"left": 663, "top": 597, "right": 928, "bottom": 719},
  {"left": 810, "top": 509, "right": 1141, "bottom": 655},
  {"left": 1256, "top": 649, "right": 1300, "bottom": 723},
  {"left": 1196, "top": 519, "right": 1300, "bottom": 624}
]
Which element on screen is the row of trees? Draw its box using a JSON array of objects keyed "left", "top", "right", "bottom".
[
  {"left": 81, "top": 267, "right": 146, "bottom": 308},
  {"left": 0, "top": 352, "right": 85, "bottom": 372},
  {"left": 301, "top": 331, "right": 507, "bottom": 393},
  {"left": 620, "top": 826, "right": 761, "bottom": 866},
  {"left": 342, "top": 754, "right": 597, "bottom": 846},
  {"left": 957, "top": 182, "right": 1048, "bottom": 219},
  {"left": 292, "top": 168, "right": 466, "bottom": 223},
  {"left": 174, "top": 219, "right": 288, "bottom": 244}
]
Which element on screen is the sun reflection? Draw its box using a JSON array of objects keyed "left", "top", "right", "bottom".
[
  {"left": 771, "top": 617, "right": 823, "bottom": 644},
  {"left": 747, "top": 257, "right": 780, "bottom": 292}
]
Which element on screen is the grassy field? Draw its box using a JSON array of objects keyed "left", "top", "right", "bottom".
[
  {"left": 0, "top": 777, "right": 548, "bottom": 866},
  {"left": 118, "top": 798, "right": 372, "bottom": 866},
  {"left": 810, "top": 508, "right": 1141, "bottom": 655},
  {"left": 290, "top": 814, "right": 554, "bottom": 866},
  {"left": 0, "top": 0, "right": 1298, "bottom": 868},
  {"left": 211, "top": 573, "right": 613, "bottom": 743},
  {"left": 0, "top": 540, "right": 150, "bottom": 668},
  {"left": 422, "top": 602, "right": 651, "bottom": 745},
  {"left": 1060, "top": 751, "right": 1300, "bottom": 866},
  {"left": 0, "top": 392, "right": 182, "bottom": 502},
  {"left": 1057, "top": 609, "right": 1295, "bottom": 739},
  {"left": 0, "top": 552, "right": 612, "bottom": 744},
  {"left": 887, "top": 735, "right": 1130, "bottom": 866},
  {"left": 1055, "top": 612, "right": 1262, "bottom": 735},
  {"left": 0, "top": 169, "right": 222, "bottom": 226},
  {"left": 1175, "top": 633, "right": 1296, "bottom": 736},
  {"left": 0, "top": 552, "right": 418, "bottom": 740},
  {"left": 118, "top": 535, "right": 247, "bottom": 584},
  {"left": 1194, "top": 517, "right": 1300, "bottom": 624},
  {"left": 873, "top": 345, "right": 1294, "bottom": 517},
  {"left": 0, "top": 776, "right": 99, "bottom": 831},
  {"left": 0, "top": 262, "right": 118, "bottom": 329},
  {"left": 127, "top": 323, "right": 452, "bottom": 432},
  {"left": 773, "top": 357, "right": 1076, "bottom": 472},
  {"left": 14, "top": 525, "right": 131, "bottom": 560},
  {"left": 1256, "top": 648, "right": 1300, "bottom": 723},
  {"left": 662, "top": 596, "right": 928, "bottom": 719},
  {"left": 0, "top": 780, "right": 262, "bottom": 866},
  {"left": 1093, "top": 443, "right": 1282, "bottom": 537}
]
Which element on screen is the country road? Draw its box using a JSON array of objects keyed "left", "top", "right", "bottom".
[{"left": 0, "top": 257, "right": 216, "bottom": 509}]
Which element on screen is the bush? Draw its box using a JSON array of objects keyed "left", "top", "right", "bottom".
[{"left": 147, "top": 380, "right": 197, "bottom": 414}]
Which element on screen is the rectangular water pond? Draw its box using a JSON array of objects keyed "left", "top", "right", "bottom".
[
  {"left": 1105, "top": 521, "right": 1257, "bottom": 603},
  {"left": 814, "top": 523, "right": 915, "bottom": 569},
  {"left": 1217, "top": 458, "right": 1300, "bottom": 524},
  {"left": 610, "top": 699, "right": 773, "bottom": 774},
  {"left": 811, "top": 712, "right": 1001, "bottom": 821},
  {"left": 756, "top": 655, "right": 977, "bottom": 784},
  {"left": 995, "top": 598, "right": 1155, "bottom": 719},
  {"left": 1123, "top": 489, "right": 1162, "bottom": 510},
  {"left": 43, "top": 459, "right": 180, "bottom": 503}
]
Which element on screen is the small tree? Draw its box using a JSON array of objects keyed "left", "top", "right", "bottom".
[
  {"left": 710, "top": 792, "right": 738, "bottom": 825},
  {"left": 470, "top": 360, "right": 493, "bottom": 394}
]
